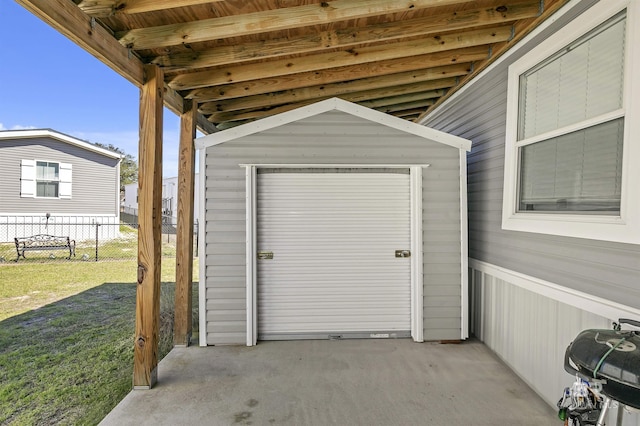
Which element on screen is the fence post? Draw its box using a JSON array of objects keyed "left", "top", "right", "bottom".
[{"left": 95, "top": 222, "right": 101, "bottom": 261}]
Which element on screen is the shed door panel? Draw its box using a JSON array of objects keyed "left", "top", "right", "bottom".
[{"left": 257, "top": 171, "right": 411, "bottom": 340}]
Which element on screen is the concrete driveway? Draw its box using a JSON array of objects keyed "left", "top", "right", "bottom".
[{"left": 100, "top": 339, "right": 556, "bottom": 425}]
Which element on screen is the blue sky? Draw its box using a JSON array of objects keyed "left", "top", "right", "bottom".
[{"left": 0, "top": 1, "right": 184, "bottom": 178}]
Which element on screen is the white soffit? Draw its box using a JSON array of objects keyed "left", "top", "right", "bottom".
[{"left": 195, "top": 97, "right": 471, "bottom": 152}]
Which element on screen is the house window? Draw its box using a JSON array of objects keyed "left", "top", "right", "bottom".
[
  {"left": 20, "top": 159, "right": 72, "bottom": 199},
  {"left": 516, "top": 12, "right": 625, "bottom": 215},
  {"left": 36, "top": 161, "right": 60, "bottom": 198},
  {"left": 502, "top": 0, "right": 640, "bottom": 244}
]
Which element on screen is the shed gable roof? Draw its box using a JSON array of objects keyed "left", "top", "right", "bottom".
[
  {"left": 196, "top": 97, "right": 471, "bottom": 151},
  {"left": 0, "top": 129, "right": 123, "bottom": 160}
]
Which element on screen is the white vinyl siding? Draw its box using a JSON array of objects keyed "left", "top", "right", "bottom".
[
  {"left": 423, "top": 0, "right": 640, "bottom": 418},
  {"left": 3, "top": 135, "right": 119, "bottom": 214},
  {"left": 256, "top": 171, "right": 411, "bottom": 339}
]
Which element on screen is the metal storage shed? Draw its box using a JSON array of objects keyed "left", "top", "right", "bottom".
[{"left": 196, "top": 97, "right": 471, "bottom": 346}]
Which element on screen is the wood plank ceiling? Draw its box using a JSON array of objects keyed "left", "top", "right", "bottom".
[{"left": 70, "top": 0, "right": 569, "bottom": 131}]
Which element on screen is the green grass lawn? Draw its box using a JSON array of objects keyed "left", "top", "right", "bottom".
[{"left": 0, "top": 258, "right": 199, "bottom": 425}]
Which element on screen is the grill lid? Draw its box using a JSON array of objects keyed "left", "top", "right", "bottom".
[{"left": 565, "top": 327, "right": 640, "bottom": 409}]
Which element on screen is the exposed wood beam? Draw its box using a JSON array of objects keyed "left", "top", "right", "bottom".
[
  {"left": 170, "top": 26, "right": 511, "bottom": 91},
  {"left": 343, "top": 83, "right": 451, "bottom": 105},
  {"left": 186, "top": 48, "right": 489, "bottom": 102},
  {"left": 377, "top": 99, "right": 439, "bottom": 114},
  {"left": 77, "top": 0, "right": 223, "bottom": 18},
  {"left": 117, "top": 0, "right": 480, "bottom": 50},
  {"left": 200, "top": 76, "right": 458, "bottom": 115},
  {"left": 418, "top": 0, "right": 571, "bottom": 121},
  {"left": 205, "top": 81, "right": 453, "bottom": 123},
  {"left": 208, "top": 100, "right": 318, "bottom": 123},
  {"left": 393, "top": 114, "right": 420, "bottom": 121},
  {"left": 173, "top": 100, "right": 197, "bottom": 347},
  {"left": 161, "top": 84, "right": 215, "bottom": 134},
  {"left": 207, "top": 86, "right": 444, "bottom": 124},
  {"left": 153, "top": 1, "right": 540, "bottom": 71},
  {"left": 359, "top": 90, "right": 447, "bottom": 109},
  {"left": 387, "top": 106, "right": 435, "bottom": 117},
  {"left": 134, "top": 64, "right": 164, "bottom": 389}
]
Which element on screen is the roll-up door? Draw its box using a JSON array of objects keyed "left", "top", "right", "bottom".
[{"left": 257, "top": 169, "right": 411, "bottom": 340}]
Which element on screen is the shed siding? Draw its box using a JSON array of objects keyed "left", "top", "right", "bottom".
[
  {"left": 204, "top": 111, "right": 462, "bottom": 344},
  {"left": 0, "top": 137, "right": 119, "bottom": 215},
  {"left": 423, "top": 1, "right": 640, "bottom": 310}
]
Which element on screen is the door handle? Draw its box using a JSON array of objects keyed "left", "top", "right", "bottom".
[
  {"left": 257, "top": 251, "right": 273, "bottom": 260},
  {"left": 395, "top": 250, "right": 411, "bottom": 258}
]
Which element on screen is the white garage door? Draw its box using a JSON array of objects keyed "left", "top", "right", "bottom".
[{"left": 257, "top": 169, "right": 411, "bottom": 340}]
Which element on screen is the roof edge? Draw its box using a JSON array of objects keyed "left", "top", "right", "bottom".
[
  {"left": 0, "top": 129, "right": 123, "bottom": 159},
  {"left": 196, "top": 98, "right": 471, "bottom": 151}
]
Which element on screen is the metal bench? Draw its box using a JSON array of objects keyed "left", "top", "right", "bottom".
[{"left": 14, "top": 234, "right": 76, "bottom": 261}]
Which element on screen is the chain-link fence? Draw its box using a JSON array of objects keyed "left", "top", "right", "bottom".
[{"left": 0, "top": 220, "right": 199, "bottom": 264}]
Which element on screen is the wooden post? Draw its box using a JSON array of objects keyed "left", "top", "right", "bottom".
[
  {"left": 173, "top": 99, "right": 197, "bottom": 346},
  {"left": 133, "top": 64, "right": 164, "bottom": 389}
]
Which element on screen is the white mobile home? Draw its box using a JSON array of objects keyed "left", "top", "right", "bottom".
[
  {"left": 0, "top": 129, "right": 122, "bottom": 242},
  {"left": 423, "top": 0, "right": 640, "bottom": 418},
  {"left": 196, "top": 98, "right": 471, "bottom": 346}
]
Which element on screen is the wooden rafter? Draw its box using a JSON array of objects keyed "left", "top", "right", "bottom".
[
  {"left": 77, "top": 0, "right": 224, "bottom": 18},
  {"left": 169, "top": 25, "right": 511, "bottom": 92},
  {"left": 186, "top": 47, "right": 490, "bottom": 103},
  {"left": 116, "top": 0, "right": 476, "bottom": 49},
  {"left": 200, "top": 77, "right": 458, "bottom": 116},
  {"left": 152, "top": 1, "right": 540, "bottom": 71},
  {"left": 359, "top": 90, "right": 447, "bottom": 109}
]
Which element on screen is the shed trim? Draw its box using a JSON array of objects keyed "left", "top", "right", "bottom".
[
  {"left": 410, "top": 166, "right": 424, "bottom": 343},
  {"left": 244, "top": 164, "right": 427, "bottom": 345},
  {"left": 198, "top": 149, "right": 208, "bottom": 347},
  {"left": 459, "top": 149, "right": 469, "bottom": 340},
  {"left": 196, "top": 98, "right": 471, "bottom": 152}
]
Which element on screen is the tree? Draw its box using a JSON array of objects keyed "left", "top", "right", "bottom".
[{"left": 93, "top": 143, "right": 138, "bottom": 191}]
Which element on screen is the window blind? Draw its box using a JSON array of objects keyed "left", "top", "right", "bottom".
[{"left": 518, "top": 12, "right": 626, "bottom": 140}]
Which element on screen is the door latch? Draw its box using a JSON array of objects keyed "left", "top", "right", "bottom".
[
  {"left": 395, "top": 250, "right": 411, "bottom": 258},
  {"left": 257, "top": 251, "right": 273, "bottom": 260}
]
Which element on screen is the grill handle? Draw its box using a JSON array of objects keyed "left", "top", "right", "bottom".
[{"left": 618, "top": 318, "right": 640, "bottom": 329}]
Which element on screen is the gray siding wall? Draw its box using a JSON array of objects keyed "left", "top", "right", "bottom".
[
  {"left": 204, "top": 111, "right": 463, "bottom": 344},
  {"left": 0, "top": 137, "right": 119, "bottom": 215},
  {"left": 424, "top": 0, "right": 640, "bottom": 310}
]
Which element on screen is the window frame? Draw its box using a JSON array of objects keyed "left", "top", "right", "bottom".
[
  {"left": 502, "top": 0, "right": 640, "bottom": 244},
  {"left": 36, "top": 160, "right": 60, "bottom": 198}
]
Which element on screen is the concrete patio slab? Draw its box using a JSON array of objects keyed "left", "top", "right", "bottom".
[{"left": 100, "top": 339, "right": 556, "bottom": 425}]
